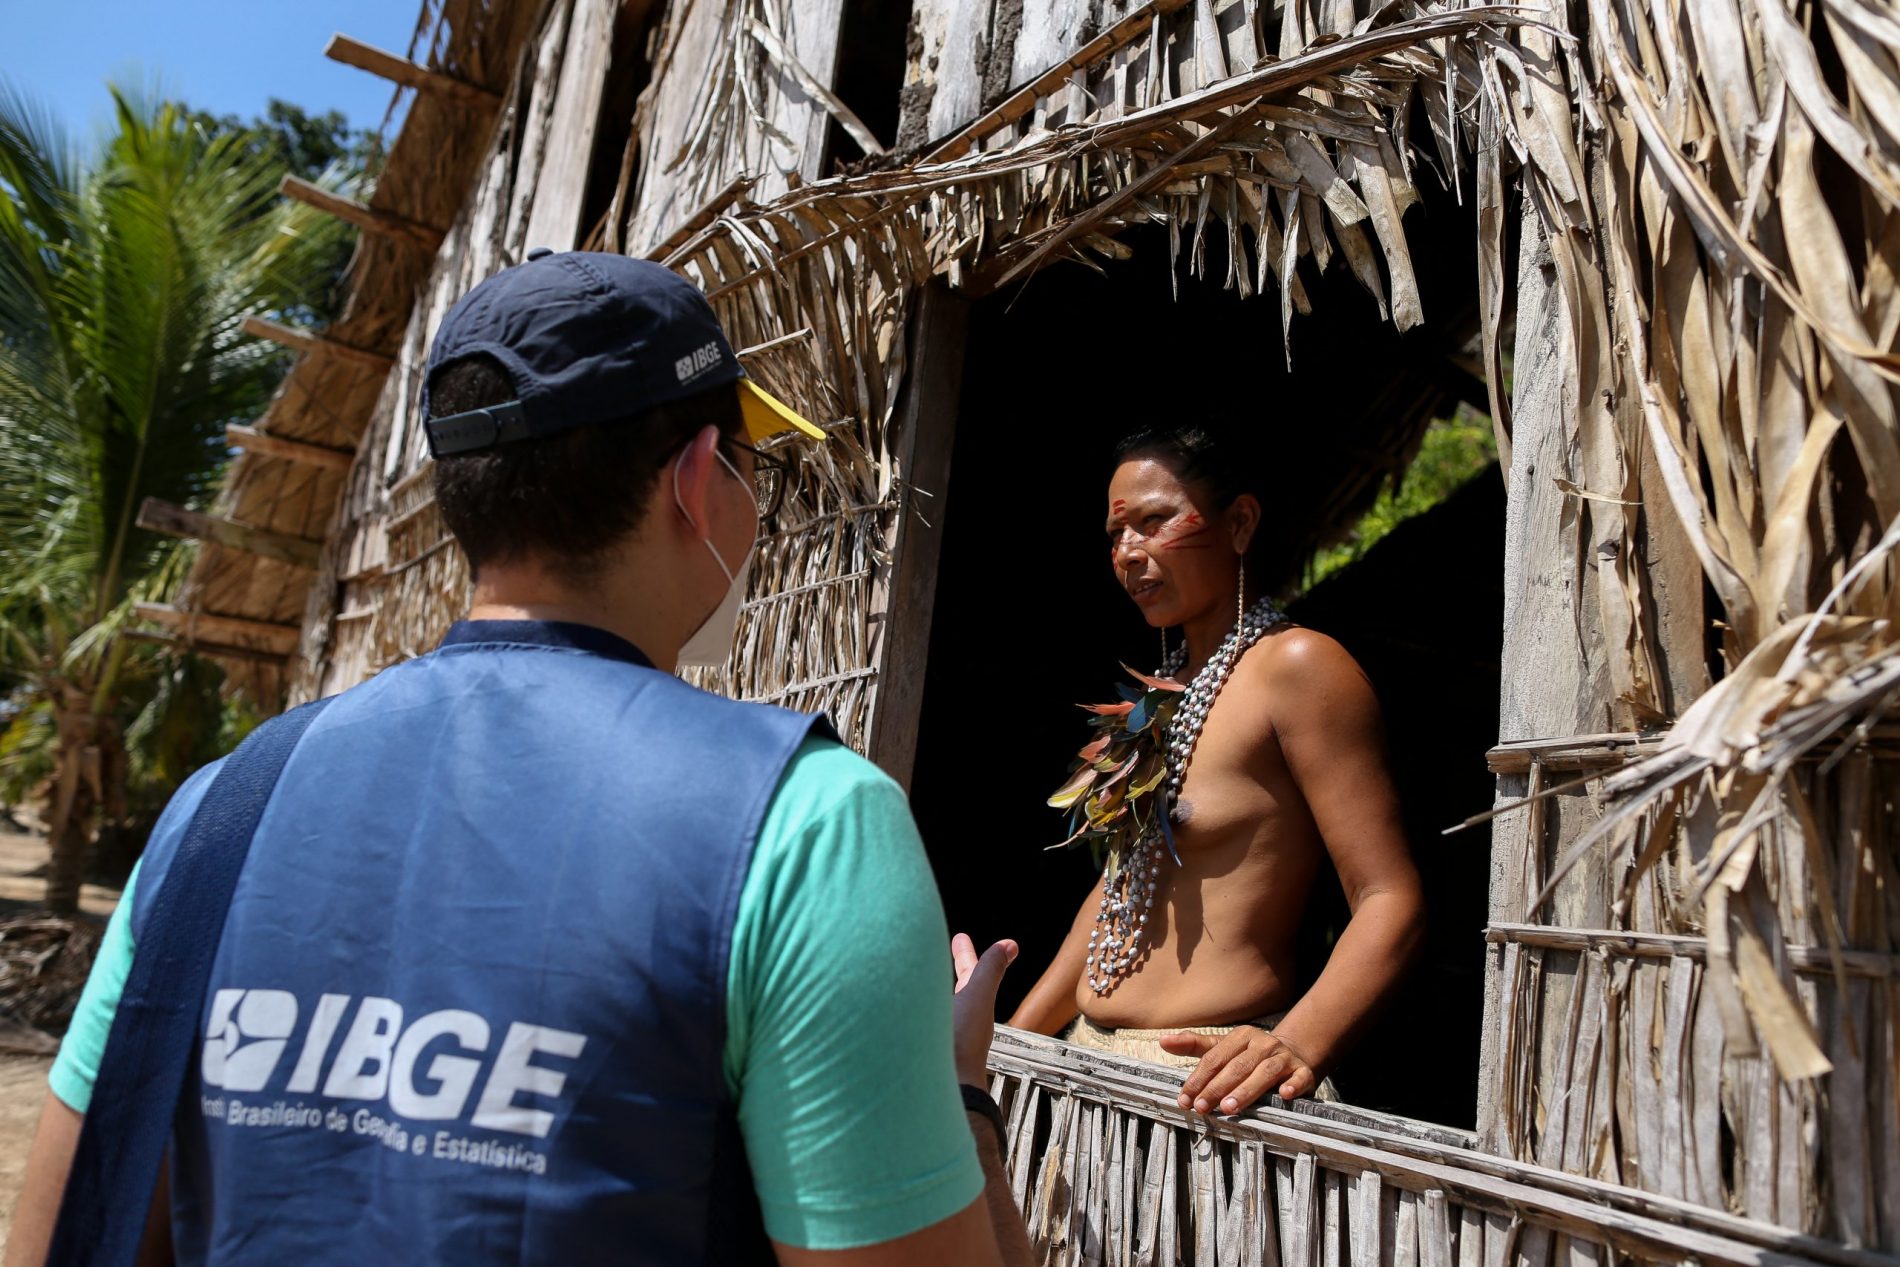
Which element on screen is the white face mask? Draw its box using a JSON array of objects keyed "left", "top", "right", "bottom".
[{"left": 673, "top": 446, "right": 759, "bottom": 668}]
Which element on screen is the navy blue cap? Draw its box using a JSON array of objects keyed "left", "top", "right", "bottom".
[{"left": 423, "top": 251, "right": 822, "bottom": 458}]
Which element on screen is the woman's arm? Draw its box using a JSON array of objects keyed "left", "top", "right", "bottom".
[
  {"left": 1166, "top": 631, "right": 1424, "bottom": 1112},
  {"left": 1262, "top": 634, "right": 1423, "bottom": 1076},
  {"left": 1003, "top": 881, "right": 1097, "bottom": 1035}
]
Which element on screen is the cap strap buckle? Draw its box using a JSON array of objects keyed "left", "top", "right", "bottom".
[{"left": 425, "top": 400, "right": 533, "bottom": 457}]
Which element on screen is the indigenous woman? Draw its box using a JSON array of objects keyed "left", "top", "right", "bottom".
[{"left": 1008, "top": 426, "right": 1424, "bottom": 1116}]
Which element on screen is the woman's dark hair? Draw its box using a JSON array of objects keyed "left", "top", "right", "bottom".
[
  {"left": 1112, "top": 424, "right": 1280, "bottom": 573},
  {"left": 429, "top": 354, "right": 740, "bottom": 582}
]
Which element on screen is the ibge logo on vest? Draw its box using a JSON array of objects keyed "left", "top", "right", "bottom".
[{"left": 197, "top": 987, "right": 588, "bottom": 1175}]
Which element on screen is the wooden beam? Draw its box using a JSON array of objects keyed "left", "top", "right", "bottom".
[
  {"left": 226, "top": 424, "right": 355, "bottom": 473},
  {"left": 243, "top": 315, "right": 394, "bottom": 371},
  {"left": 324, "top": 33, "right": 500, "bottom": 106},
  {"left": 133, "top": 602, "right": 302, "bottom": 653},
  {"left": 279, "top": 175, "right": 445, "bottom": 252},
  {"left": 136, "top": 498, "right": 324, "bottom": 569},
  {"left": 123, "top": 629, "right": 292, "bottom": 667},
  {"left": 1486, "top": 922, "right": 1900, "bottom": 979},
  {"left": 1484, "top": 731, "right": 1655, "bottom": 774},
  {"left": 865, "top": 284, "right": 970, "bottom": 791}
]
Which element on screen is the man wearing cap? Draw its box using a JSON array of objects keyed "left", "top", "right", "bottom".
[{"left": 10, "top": 251, "right": 1034, "bottom": 1266}]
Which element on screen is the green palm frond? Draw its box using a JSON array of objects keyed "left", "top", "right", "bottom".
[
  {"left": 0, "top": 81, "right": 349, "bottom": 683},
  {"left": 0, "top": 79, "right": 352, "bottom": 893},
  {"left": 0, "top": 79, "right": 79, "bottom": 242}
]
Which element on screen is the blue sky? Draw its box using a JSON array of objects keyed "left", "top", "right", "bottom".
[{"left": 8, "top": 0, "right": 425, "bottom": 141}]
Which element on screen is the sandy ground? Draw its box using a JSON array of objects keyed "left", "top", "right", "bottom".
[
  {"left": 0, "top": 824, "right": 122, "bottom": 1253},
  {"left": 0, "top": 821, "right": 123, "bottom": 919}
]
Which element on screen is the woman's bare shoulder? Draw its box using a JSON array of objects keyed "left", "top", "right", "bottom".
[
  {"left": 1236, "top": 627, "right": 1378, "bottom": 728},
  {"left": 1248, "top": 624, "right": 1362, "bottom": 680}
]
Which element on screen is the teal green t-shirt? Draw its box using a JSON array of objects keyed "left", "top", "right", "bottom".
[{"left": 50, "top": 738, "right": 981, "bottom": 1251}]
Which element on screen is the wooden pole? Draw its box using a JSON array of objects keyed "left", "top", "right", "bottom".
[
  {"left": 135, "top": 499, "right": 325, "bottom": 569},
  {"left": 1477, "top": 199, "right": 1606, "bottom": 1156},
  {"left": 279, "top": 175, "right": 445, "bottom": 252},
  {"left": 123, "top": 629, "right": 292, "bottom": 667},
  {"left": 864, "top": 283, "right": 970, "bottom": 790},
  {"left": 226, "top": 424, "right": 356, "bottom": 473},
  {"left": 324, "top": 33, "right": 500, "bottom": 106},
  {"left": 243, "top": 316, "right": 395, "bottom": 371}
]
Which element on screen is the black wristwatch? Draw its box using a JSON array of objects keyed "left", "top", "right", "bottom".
[{"left": 959, "top": 1083, "right": 1006, "bottom": 1150}]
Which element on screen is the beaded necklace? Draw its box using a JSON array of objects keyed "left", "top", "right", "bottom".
[{"left": 1086, "top": 594, "right": 1286, "bottom": 995}]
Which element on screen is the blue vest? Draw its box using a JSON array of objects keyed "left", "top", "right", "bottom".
[{"left": 133, "top": 621, "right": 824, "bottom": 1264}]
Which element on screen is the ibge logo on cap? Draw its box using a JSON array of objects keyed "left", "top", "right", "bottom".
[{"left": 675, "top": 340, "right": 724, "bottom": 385}]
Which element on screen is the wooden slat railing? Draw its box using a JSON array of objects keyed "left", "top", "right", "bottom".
[{"left": 986, "top": 1028, "right": 1890, "bottom": 1267}]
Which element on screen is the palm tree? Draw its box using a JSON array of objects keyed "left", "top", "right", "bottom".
[{"left": 0, "top": 84, "right": 349, "bottom": 912}]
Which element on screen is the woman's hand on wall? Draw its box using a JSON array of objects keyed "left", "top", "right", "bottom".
[{"left": 1162, "top": 1026, "right": 1321, "bottom": 1114}]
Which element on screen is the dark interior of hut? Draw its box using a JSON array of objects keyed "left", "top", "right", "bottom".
[{"left": 908, "top": 181, "right": 1505, "bottom": 1130}]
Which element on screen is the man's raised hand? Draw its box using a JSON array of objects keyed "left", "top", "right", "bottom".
[{"left": 950, "top": 933, "right": 1018, "bottom": 1087}]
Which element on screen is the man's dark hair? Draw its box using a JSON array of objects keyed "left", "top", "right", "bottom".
[
  {"left": 429, "top": 354, "right": 741, "bottom": 581},
  {"left": 1112, "top": 424, "right": 1280, "bottom": 574}
]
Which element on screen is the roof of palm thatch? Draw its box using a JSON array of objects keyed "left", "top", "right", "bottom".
[{"left": 157, "top": 0, "right": 543, "bottom": 696}]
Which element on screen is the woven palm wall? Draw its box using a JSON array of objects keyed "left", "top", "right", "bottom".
[{"left": 1465, "top": 0, "right": 1900, "bottom": 1245}]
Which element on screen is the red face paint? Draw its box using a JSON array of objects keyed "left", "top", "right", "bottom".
[
  {"left": 1105, "top": 500, "right": 1135, "bottom": 560},
  {"left": 1157, "top": 511, "right": 1212, "bottom": 550},
  {"left": 1107, "top": 508, "right": 1212, "bottom": 558}
]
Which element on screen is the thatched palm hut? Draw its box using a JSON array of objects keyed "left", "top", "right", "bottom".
[{"left": 145, "top": 0, "right": 1897, "bottom": 1260}]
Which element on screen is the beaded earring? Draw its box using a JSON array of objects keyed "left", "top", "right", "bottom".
[{"left": 1236, "top": 557, "right": 1246, "bottom": 632}]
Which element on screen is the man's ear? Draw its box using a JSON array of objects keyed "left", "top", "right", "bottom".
[
  {"left": 669, "top": 426, "right": 726, "bottom": 533},
  {"left": 1227, "top": 492, "right": 1262, "bottom": 556}
]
